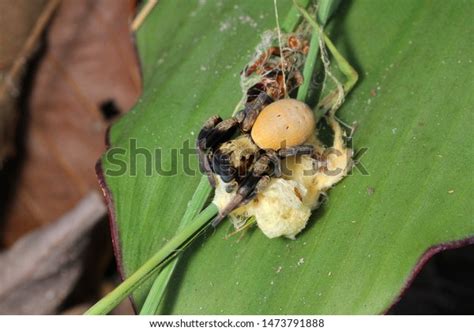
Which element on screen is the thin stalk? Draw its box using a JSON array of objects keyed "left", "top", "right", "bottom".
[
  {"left": 295, "top": 2, "right": 358, "bottom": 94},
  {"left": 139, "top": 176, "right": 212, "bottom": 314},
  {"left": 294, "top": 2, "right": 358, "bottom": 120},
  {"left": 317, "top": 0, "right": 341, "bottom": 26},
  {"left": 296, "top": 28, "right": 320, "bottom": 102},
  {"left": 281, "top": 0, "right": 311, "bottom": 33},
  {"left": 321, "top": 32, "right": 358, "bottom": 93},
  {"left": 132, "top": 0, "right": 158, "bottom": 31},
  {"left": 295, "top": 0, "right": 338, "bottom": 102},
  {"left": 84, "top": 203, "right": 218, "bottom": 315}
]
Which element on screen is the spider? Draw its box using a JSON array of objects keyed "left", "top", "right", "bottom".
[
  {"left": 196, "top": 33, "right": 318, "bottom": 228},
  {"left": 196, "top": 7, "right": 358, "bottom": 239},
  {"left": 197, "top": 97, "right": 316, "bottom": 228},
  {"left": 197, "top": 19, "right": 357, "bottom": 238}
]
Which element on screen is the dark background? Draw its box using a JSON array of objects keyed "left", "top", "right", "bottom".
[{"left": 389, "top": 244, "right": 474, "bottom": 314}]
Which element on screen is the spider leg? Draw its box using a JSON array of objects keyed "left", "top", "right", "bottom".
[
  {"left": 241, "top": 175, "right": 271, "bottom": 204},
  {"left": 264, "top": 150, "right": 282, "bottom": 177},
  {"left": 211, "top": 193, "right": 245, "bottom": 228},
  {"left": 237, "top": 91, "right": 273, "bottom": 132},
  {"left": 278, "top": 144, "right": 314, "bottom": 158},
  {"left": 211, "top": 155, "right": 273, "bottom": 227},
  {"left": 211, "top": 150, "right": 236, "bottom": 183},
  {"left": 201, "top": 118, "right": 239, "bottom": 149},
  {"left": 277, "top": 145, "right": 314, "bottom": 178},
  {"left": 197, "top": 116, "right": 222, "bottom": 187},
  {"left": 197, "top": 115, "right": 221, "bottom": 148},
  {"left": 243, "top": 84, "right": 266, "bottom": 104},
  {"left": 211, "top": 175, "right": 270, "bottom": 228},
  {"left": 197, "top": 116, "right": 239, "bottom": 187},
  {"left": 197, "top": 148, "right": 215, "bottom": 187}
]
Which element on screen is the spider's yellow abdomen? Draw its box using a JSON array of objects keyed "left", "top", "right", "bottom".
[{"left": 250, "top": 99, "right": 315, "bottom": 150}]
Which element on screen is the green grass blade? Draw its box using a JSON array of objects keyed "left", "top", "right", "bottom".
[
  {"left": 316, "top": 0, "right": 340, "bottom": 25},
  {"left": 296, "top": 27, "right": 319, "bottom": 102},
  {"left": 85, "top": 203, "right": 218, "bottom": 315},
  {"left": 139, "top": 176, "right": 211, "bottom": 314},
  {"left": 281, "top": 0, "right": 310, "bottom": 33}
]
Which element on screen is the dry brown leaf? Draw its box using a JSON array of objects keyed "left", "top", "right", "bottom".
[
  {"left": 1, "top": 0, "right": 141, "bottom": 246},
  {"left": 0, "top": 192, "right": 106, "bottom": 314},
  {"left": 0, "top": 0, "right": 58, "bottom": 163},
  {"left": 0, "top": 1, "right": 48, "bottom": 67}
]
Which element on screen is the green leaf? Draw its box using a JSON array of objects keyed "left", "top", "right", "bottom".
[{"left": 99, "top": 0, "right": 474, "bottom": 314}]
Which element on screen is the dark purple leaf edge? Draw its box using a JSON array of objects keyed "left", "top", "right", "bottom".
[
  {"left": 95, "top": 127, "right": 138, "bottom": 313},
  {"left": 383, "top": 236, "right": 474, "bottom": 314}
]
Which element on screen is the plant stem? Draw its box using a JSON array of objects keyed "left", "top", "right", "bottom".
[
  {"left": 296, "top": 27, "right": 320, "bottom": 102},
  {"left": 295, "top": 2, "right": 358, "bottom": 119},
  {"left": 317, "top": 0, "right": 341, "bottom": 26},
  {"left": 132, "top": 0, "right": 158, "bottom": 31},
  {"left": 295, "top": 0, "right": 339, "bottom": 102},
  {"left": 281, "top": 0, "right": 311, "bottom": 33},
  {"left": 139, "top": 176, "right": 212, "bottom": 314},
  {"left": 84, "top": 203, "right": 218, "bottom": 315}
]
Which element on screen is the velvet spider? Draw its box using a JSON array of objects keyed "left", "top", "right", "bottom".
[
  {"left": 197, "top": 22, "right": 356, "bottom": 238},
  {"left": 197, "top": 33, "right": 316, "bottom": 227}
]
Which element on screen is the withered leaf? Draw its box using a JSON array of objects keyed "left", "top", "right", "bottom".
[
  {"left": 2, "top": 0, "right": 140, "bottom": 246},
  {"left": 0, "top": 192, "right": 106, "bottom": 314}
]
